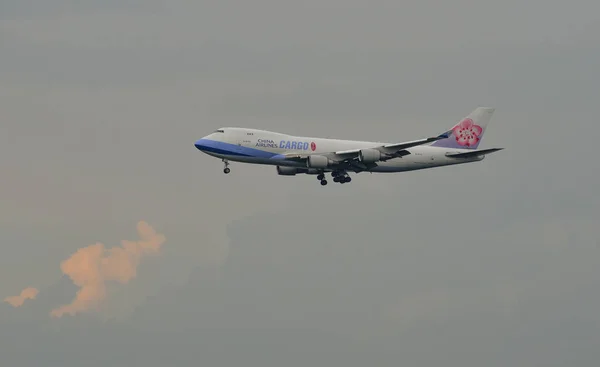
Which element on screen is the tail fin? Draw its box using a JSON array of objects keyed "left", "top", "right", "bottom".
[{"left": 431, "top": 107, "right": 495, "bottom": 149}]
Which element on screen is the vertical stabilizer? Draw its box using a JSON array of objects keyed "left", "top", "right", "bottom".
[{"left": 431, "top": 107, "right": 495, "bottom": 149}]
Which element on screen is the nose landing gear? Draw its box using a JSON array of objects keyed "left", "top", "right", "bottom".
[{"left": 222, "top": 159, "right": 230, "bottom": 174}]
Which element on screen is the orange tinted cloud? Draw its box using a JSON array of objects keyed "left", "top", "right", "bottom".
[
  {"left": 50, "top": 221, "right": 166, "bottom": 318},
  {"left": 4, "top": 287, "right": 39, "bottom": 307}
]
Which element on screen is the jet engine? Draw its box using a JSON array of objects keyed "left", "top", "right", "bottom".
[
  {"left": 277, "top": 166, "right": 320, "bottom": 175},
  {"left": 306, "top": 155, "right": 331, "bottom": 168},
  {"left": 277, "top": 166, "right": 300, "bottom": 175},
  {"left": 358, "top": 148, "right": 383, "bottom": 163}
]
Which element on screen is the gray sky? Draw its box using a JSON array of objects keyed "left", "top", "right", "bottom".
[{"left": 1, "top": 0, "right": 599, "bottom": 366}]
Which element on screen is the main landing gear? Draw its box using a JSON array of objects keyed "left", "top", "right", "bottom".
[
  {"left": 332, "top": 170, "right": 352, "bottom": 184},
  {"left": 317, "top": 172, "right": 328, "bottom": 185},
  {"left": 317, "top": 170, "right": 352, "bottom": 186},
  {"left": 222, "top": 159, "right": 230, "bottom": 174}
]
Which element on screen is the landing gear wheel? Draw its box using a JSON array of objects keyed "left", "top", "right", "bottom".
[
  {"left": 320, "top": 179, "right": 328, "bottom": 186},
  {"left": 317, "top": 173, "right": 325, "bottom": 181},
  {"left": 222, "top": 159, "right": 230, "bottom": 174},
  {"left": 333, "top": 173, "right": 351, "bottom": 183}
]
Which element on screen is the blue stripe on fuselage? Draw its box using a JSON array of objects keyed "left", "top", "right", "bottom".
[{"left": 194, "top": 139, "right": 278, "bottom": 158}]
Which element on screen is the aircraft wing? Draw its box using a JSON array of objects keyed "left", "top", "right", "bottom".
[
  {"left": 334, "top": 130, "right": 452, "bottom": 160},
  {"left": 445, "top": 148, "right": 504, "bottom": 158},
  {"left": 280, "top": 130, "right": 452, "bottom": 172}
]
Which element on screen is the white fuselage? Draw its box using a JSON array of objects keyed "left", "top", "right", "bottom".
[{"left": 194, "top": 127, "right": 483, "bottom": 173}]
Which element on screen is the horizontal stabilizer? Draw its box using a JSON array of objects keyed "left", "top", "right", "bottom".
[{"left": 445, "top": 148, "right": 504, "bottom": 158}]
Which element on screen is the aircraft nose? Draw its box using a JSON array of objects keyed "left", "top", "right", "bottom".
[{"left": 194, "top": 138, "right": 207, "bottom": 151}]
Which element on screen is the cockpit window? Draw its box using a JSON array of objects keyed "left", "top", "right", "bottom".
[{"left": 214, "top": 129, "right": 225, "bottom": 133}]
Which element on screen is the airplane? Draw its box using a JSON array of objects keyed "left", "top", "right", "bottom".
[{"left": 194, "top": 107, "right": 503, "bottom": 185}]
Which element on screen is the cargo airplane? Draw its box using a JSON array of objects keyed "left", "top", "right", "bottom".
[{"left": 194, "top": 107, "right": 502, "bottom": 185}]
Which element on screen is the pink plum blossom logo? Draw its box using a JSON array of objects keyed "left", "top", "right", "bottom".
[{"left": 452, "top": 118, "right": 483, "bottom": 147}]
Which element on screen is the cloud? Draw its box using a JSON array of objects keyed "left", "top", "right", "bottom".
[
  {"left": 50, "top": 221, "right": 165, "bottom": 318},
  {"left": 4, "top": 287, "right": 39, "bottom": 307}
]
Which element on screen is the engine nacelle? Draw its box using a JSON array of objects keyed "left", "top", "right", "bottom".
[
  {"left": 358, "top": 148, "right": 382, "bottom": 163},
  {"left": 277, "top": 166, "right": 300, "bottom": 176},
  {"left": 276, "top": 166, "right": 321, "bottom": 176},
  {"left": 306, "top": 155, "right": 331, "bottom": 169}
]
